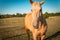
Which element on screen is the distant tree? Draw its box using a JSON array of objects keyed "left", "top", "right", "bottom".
[
  {"left": 0, "top": 15, "right": 3, "bottom": 19},
  {"left": 12, "top": 14, "right": 16, "bottom": 17},
  {"left": 16, "top": 13, "right": 22, "bottom": 17},
  {"left": 55, "top": 13, "right": 60, "bottom": 16},
  {"left": 49, "top": 13, "right": 55, "bottom": 16},
  {"left": 22, "top": 13, "right": 26, "bottom": 17},
  {"left": 5, "top": 14, "right": 12, "bottom": 18},
  {"left": 43, "top": 12, "right": 49, "bottom": 18}
]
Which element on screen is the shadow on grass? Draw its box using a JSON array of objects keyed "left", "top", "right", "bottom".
[
  {"left": 2, "top": 31, "right": 60, "bottom": 40},
  {"left": 45, "top": 31, "right": 60, "bottom": 40},
  {"left": 2, "top": 33, "right": 26, "bottom": 40}
]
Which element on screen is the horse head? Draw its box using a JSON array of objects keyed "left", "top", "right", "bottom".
[{"left": 30, "top": 0, "right": 45, "bottom": 28}]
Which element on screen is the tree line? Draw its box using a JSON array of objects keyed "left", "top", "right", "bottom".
[
  {"left": 43, "top": 12, "right": 60, "bottom": 18},
  {"left": 0, "top": 13, "right": 26, "bottom": 19},
  {"left": 0, "top": 12, "right": 60, "bottom": 19}
]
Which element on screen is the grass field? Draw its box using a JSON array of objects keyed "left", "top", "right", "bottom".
[{"left": 0, "top": 16, "right": 60, "bottom": 40}]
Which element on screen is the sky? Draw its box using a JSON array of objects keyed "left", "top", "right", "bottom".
[{"left": 0, "top": 0, "right": 60, "bottom": 14}]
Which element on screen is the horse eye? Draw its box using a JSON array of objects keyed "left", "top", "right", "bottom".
[
  {"left": 40, "top": 9, "right": 41, "bottom": 11},
  {"left": 31, "top": 9, "right": 32, "bottom": 11}
]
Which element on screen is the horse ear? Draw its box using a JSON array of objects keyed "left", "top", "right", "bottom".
[
  {"left": 30, "top": 0, "right": 33, "bottom": 4},
  {"left": 40, "top": 0, "right": 45, "bottom": 5}
]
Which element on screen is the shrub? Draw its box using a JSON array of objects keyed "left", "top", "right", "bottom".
[{"left": 43, "top": 12, "right": 49, "bottom": 18}]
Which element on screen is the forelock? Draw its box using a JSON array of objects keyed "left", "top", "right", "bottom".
[{"left": 32, "top": 2, "right": 40, "bottom": 5}]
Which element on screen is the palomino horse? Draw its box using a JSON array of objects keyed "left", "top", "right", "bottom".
[{"left": 24, "top": 0, "right": 47, "bottom": 40}]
